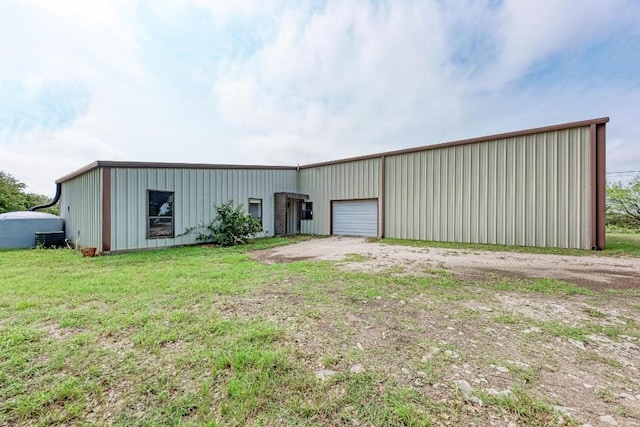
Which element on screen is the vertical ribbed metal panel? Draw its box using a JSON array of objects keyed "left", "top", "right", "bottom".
[
  {"left": 298, "top": 158, "right": 380, "bottom": 235},
  {"left": 59, "top": 168, "right": 102, "bottom": 249},
  {"left": 110, "top": 168, "right": 298, "bottom": 251},
  {"left": 385, "top": 127, "right": 591, "bottom": 249}
]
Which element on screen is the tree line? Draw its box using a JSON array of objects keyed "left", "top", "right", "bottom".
[
  {"left": 607, "top": 174, "right": 640, "bottom": 231},
  {"left": 0, "top": 171, "right": 59, "bottom": 215}
]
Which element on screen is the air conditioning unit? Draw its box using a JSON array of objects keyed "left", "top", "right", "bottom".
[{"left": 35, "top": 231, "right": 65, "bottom": 248}]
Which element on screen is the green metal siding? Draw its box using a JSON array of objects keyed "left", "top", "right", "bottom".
[
  {"left": 384, "top": 127, "right": 592, "bottom": 249},
  {"left": 110, "top": 168, "right": 297, "bottom": 251},
  {"left": 59, "top": 168, "right": 102, "bottom": 249},
  {"left": 298, "top": 158, "right": 380, "bottom": 235}
]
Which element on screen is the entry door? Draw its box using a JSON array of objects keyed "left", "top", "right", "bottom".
[
  {"left": 332, "top": 200, "right": 378, "bottom": 237},
  {"left": 286, "top": 199, "right": 300, "bottom": 234}
]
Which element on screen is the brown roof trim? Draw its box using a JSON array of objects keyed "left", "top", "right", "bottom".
[
  {"left": 56, "top": 117, "right": 610, "bottom": 182},
  {"left": 57, "top": 161, "right": 297, "bottom": 183},
  {"left": 299, "top": 117, "right": 610, "bottom": 169},
  {"left": 56, "top": 161, "right": 101, "bottom": 184}
]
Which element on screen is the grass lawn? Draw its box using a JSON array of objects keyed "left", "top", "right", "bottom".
[
  {"left": 1, "top": 237, "right": 639, "bottom": 426},
  {"left": 374, "top": 231, "right": 640, "bottom": 257},
  {"left": 606, "top": 232, "right": 640, "bottom": 256}
]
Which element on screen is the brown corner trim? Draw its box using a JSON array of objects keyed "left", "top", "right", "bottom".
[
  {"left": 379, "top": 156, "right": 385, "bottom": 238},
  {"left": 102, "top": 167, "right": 111, "bottom": 253},
  {"left": 595, "top": 123, "right": 607, "bottom": 250},
  {"left": 329, "top": 201, "right": 333, "bottom": 235},
  {"left": 590, "top": 124, "right": 597, "bottom": 249}
]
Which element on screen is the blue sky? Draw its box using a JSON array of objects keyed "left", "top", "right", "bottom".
[{"left": 1, "top": 0, "right": 639, "bottom": 195}]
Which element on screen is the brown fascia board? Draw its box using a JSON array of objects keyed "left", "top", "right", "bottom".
[
  {"left": 56, "top": 117, "right": 610, "bottom": 182},
  {"left": 56, "top": 161, "right": 298, "bottom": 183},
  {"left": 56, "top": 160, "right": 101, "bottom": 184},
  {"left": 298, "top": 117, "right": 610, "bottom": 169}
]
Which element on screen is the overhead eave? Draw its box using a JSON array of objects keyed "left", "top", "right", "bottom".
[
  {"left": 56, "top": 161, "right": 298, "bottom": 183},
  {"left": 299, "top": 117, "right": 610, "bottom": 169},
  {"left": 56, "top": 117, "right": 610, "bottom": 182}
]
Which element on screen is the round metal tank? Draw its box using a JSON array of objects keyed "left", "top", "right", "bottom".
[{"left": 0, "top": 211, "right": 64, "bottom": 249}]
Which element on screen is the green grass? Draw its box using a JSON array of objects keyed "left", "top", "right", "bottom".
[
  {"left": 606, "top": 232, "right": 640, "bottom": 256},
  {"left": 583, "top": 307, "right": 606, "bottom": 318},
  {"left": 373, "top": 238, "right": 590, "bottom": 256},
  {"left": 536, "top": 318, "right": 639, "bottom": 342},
  {"left": 1, "top": 240, "right": 464, "bottom": 426},
  {"left": 477, "top": 387, "right": 572, "bottom": 426},
  {"left": 490, "top": 278, "right": 595, "bottom": 296},
  {"left": 374, "top": 231, "right": 640, "bottom": 257},
  {"left": 578, "top": 351, "right": 624, "bottom": 368},
  {"left": 0, "top": 237, "right": 634, "bottom": 426},
  {"left": 341, "top": 253, "right": 369, "bottom": 262}
]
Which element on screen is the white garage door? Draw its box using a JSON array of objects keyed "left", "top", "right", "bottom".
[{"left": 332, "top": 200, "right": 378, "bottom": 237}]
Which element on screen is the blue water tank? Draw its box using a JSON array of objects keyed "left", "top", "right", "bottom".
[{"left": 0, "top": 211, "right": 64, "bottom": 249}]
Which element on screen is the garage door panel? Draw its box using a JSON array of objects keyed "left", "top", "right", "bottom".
[{"left": 332, "top": 200, "right": 378, "bottom": 237}]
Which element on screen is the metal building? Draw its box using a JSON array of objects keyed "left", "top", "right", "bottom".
[
  {"left": 58, "top": 162, "right": 298, "bottom": 252},
  {"left": 57, "top": 117, "right": 607, "bottom": 253}
]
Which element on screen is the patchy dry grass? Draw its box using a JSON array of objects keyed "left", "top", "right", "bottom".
[
  {"left": 607, "top": 232, "right": 640, "bottom": 257},
  {"left": 1, "top": 237, "right": 639, "bottom": 426},
  {"left": 375, "top": 231, "right": 640, "bottom": 257}
]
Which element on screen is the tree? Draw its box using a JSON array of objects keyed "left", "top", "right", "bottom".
[
  {"left": 24, "top": 193, "right": 60, "bottom": 215},
  {"left": 0, "top": 171, "right": 28, "bottom": 213},
  {"left": 0, "top": 171, "right": 59, "bottom": 215},
  {"left": 607, "top": 174, "right": 640, "bottom": 229},
  {"left": 183, "top": 200, "right": 262, "bottom": 246}
]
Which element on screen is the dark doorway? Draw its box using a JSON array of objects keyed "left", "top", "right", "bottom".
[{"left": 274, "top": 192, "right": 309, "bottom": 236}]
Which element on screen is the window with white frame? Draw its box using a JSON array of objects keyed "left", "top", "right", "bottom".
[{"left": 248, "top": 198, "right": 262, "bottom": 226}]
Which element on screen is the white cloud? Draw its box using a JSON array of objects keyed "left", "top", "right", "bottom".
[
  {"left": 215, "top": 1, "right": 470, "bottom": 163},
  {"left": 0, "top": 126, "right": 126, "bottom": 195},
  {"left": 0, "top": 0, "right": 146, "bottom": 84},
  {"left": 1, "top": 0, "right": 639, "bottom": 195},
  {"left": 483, "top": 0, "right": 640, "bottom": 88}
]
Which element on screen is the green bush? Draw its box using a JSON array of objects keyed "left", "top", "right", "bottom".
[
  {"left": 184, "top": 200, "right": 262, "bottom": 246},
  {"left": 606, "top": 212, "right": 640, "bottom": 232}
]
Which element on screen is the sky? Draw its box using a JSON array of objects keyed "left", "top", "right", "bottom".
[{"left": 1, "top": 0, "right": 639, "bottom": 196}]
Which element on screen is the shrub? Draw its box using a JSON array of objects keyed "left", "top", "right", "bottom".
[
  {"left": 607, "top": 174, "right": 640, "bottom": 231},
  {"left": 183, "top": 200, "right": 262, "bottom": 246}
]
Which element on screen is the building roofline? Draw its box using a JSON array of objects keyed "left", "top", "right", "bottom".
[
  {"left": 56, "top": 117, "right": 609, "bottom": 182},
  {"left": 298, "top": 117, "right": 610, "bottom": 169},
  {"left": 56, "top": 161, "right": 298, "bottom": 183}
]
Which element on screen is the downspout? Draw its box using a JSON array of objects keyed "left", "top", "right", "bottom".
[
  {"left": 28, "top": 183, "right": 61, "bottom": 211},
  {"left": 379, "top": 155, "right": 385, "bottom": 238},
  {"left": 590, "top": 124, "right": 597, "bottom": 249}
]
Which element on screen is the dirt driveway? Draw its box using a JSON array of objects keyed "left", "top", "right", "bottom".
[
  {"left": 254, "top": 237, "right": 640, "bottom": 290},
  {"left": 251, "top": 237, "right": 640, "bottom": 426}
]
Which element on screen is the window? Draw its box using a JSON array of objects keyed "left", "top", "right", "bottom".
[
  {"left": 248, "top": 198, "right": 262, "bottom": 226},
  {"left": 301, "top": 201, "right": 313, "bottom": 220},
  {"left": 148, "top": 190, "right": 174, "bottom": 238}
]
